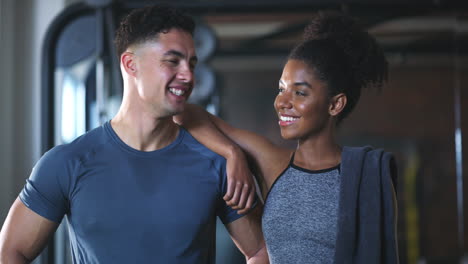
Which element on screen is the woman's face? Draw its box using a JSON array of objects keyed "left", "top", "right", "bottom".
[{"left": 274, "top": 59, "right": 332, "bottom": 141}]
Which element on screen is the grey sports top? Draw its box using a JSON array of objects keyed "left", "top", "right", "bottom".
[{"left": 262, "top": 154, "right": 341, "bottom": 264}]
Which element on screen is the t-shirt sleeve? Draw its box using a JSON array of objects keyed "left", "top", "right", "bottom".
[
  {"left": 215, "top": 160, "right": 258, "bottom": 225},
  {"left": 19, "top": 146, "right": 73, "bottom": 223}
]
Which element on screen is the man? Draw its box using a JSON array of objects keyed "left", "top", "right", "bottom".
[{"left": 0, "top": 5, "right": 267, "bottom": 264}]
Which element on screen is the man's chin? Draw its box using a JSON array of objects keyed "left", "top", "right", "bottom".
[{"left": 166, "top": 105, "right": 185, "bottom": 117}]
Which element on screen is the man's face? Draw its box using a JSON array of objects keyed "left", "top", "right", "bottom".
[{"left": 131, "top": 29, "right": 197, "bottom": 118}]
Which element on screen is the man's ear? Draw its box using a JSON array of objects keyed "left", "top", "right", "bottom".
[
  {"left": 121, "top": 51, "right": 137, "bottom": 77},
  {"left": 329, "top": 93, "right": 347, "bottom": 117}
]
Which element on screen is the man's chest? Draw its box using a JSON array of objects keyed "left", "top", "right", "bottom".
[{"left": 66, "top": 156, "right": 223, "bottom": 239}]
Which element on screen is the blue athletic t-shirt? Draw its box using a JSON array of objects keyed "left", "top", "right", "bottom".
[{"left": 20, "top": 121, "right": 243, "bottom": 264}]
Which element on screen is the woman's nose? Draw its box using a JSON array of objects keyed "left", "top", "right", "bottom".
[{"left": 275, "top": 91, "right": 292, "bottom": 110}]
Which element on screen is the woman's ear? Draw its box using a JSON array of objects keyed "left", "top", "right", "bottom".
[
  {"left": 329, "top": 93, "right": 347, "bottom": 117},
  {"left": 121, "top": 51, "right": 137, "bottom": 77}
]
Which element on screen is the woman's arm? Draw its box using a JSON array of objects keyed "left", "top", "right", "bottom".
[
  {"left": 175, "top": 105, "right": 256, "bottom": 213},
  {"left": 174, "top": 104, "right": 290, "bottom": 205}
]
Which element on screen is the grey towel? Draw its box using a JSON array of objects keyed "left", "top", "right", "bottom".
[{"left": 334, "top": 146, "right": 398, "bottom": 264}]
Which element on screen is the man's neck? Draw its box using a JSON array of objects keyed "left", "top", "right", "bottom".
[{"left": 110, "top": 110, "right": 179, "bottom": 152}]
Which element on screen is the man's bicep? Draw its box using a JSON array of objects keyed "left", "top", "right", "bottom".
[
  {"left": 21, "top": 147, "right": 72, "bottom": 223},
  {"left": 225, "top": 205, "right": 266, "bottom": 259},
  {"left": 0, "top": 198, "right": 59, "bottom": 262}
]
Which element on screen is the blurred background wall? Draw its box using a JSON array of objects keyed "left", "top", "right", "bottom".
[{"left": 0, "top": 0, "right": 79, "bottom": 225}]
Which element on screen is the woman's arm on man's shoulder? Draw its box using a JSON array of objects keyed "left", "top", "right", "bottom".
[{"left": 174, "top": 104, "right": 290, "bottom": 211}]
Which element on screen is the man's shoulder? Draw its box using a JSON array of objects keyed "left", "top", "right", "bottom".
[
  {"left": 179, "top": 127, "right": 226, "bottom": 162},
  {"left": 44, "top": 125, "right": 109, "bottom": 162}
]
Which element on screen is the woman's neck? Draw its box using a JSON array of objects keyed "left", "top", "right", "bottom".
[{"left": 293, "top": 135, "right": 342, "bottom": 171}]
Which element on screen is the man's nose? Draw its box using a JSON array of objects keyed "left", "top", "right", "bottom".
[{"left": 177, "top": 63, "right": 194, "bottom": 84}]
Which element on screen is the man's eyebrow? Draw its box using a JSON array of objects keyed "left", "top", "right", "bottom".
[
  {"left": 163, "top": 50, "right": 184, "bottom": 58},
  {"left": 163, "top": 50, "right": 198, "bottom": 63}
]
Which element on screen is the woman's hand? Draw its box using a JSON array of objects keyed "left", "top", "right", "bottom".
[
  {"left": 224, "top": 148, "right": 256, "bottom": 214},
  {"left": 174, "top": 105, "right": 257, "bottom": 214}
]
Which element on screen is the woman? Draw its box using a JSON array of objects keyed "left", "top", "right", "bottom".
[{"left": 176, "top": 11, "right": 398, "bottom": 263}]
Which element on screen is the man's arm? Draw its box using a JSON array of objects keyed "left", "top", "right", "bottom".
[
  {"left": 225, "top": 206, "right": 269, "bottom": 264},
  {"left": 0, "top": 198, "right": 59, "bottom": 264}
]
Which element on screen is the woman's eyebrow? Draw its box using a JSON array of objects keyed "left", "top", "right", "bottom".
[{"left": 294, "top": 82, "right": 312, "bottom": 88}]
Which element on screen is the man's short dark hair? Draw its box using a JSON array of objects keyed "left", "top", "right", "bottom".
[{"left": 114, "top": 5, "right": 195, "bottom": 56}]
